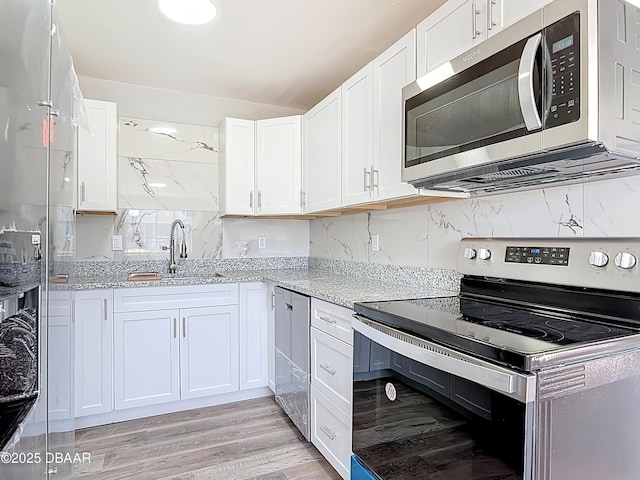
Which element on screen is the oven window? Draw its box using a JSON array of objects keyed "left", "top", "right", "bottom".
[{"left": 352, "top": 333, "right": 528, "bottom": 480}]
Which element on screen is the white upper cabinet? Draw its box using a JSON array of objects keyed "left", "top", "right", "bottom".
[
  {"left": 417, "top": 0, "right": 486, "bottom": 77},
  {"left": 341, "top": 63, "right": 374, "bottom": 207},
  {"left": 219, "top": 117, "right": 255, "bottom": 216},
  {"left": 256, "top": 115, "right": 303, "bottom": 215},
  {"left": 303, "top": 88, "right": 342, "bottom": 213},
  {"left": 373, "top": 29, "right": 418, "bottom": 201},
  {"left": 220, "top": 115, "right": 302, "bottom": 216},
  {"left": 76, "top": 99, "right": 117, "bottom": 212},
  {"left": 417, "top": 0, "right": 552, "bottom": 77},
  {"left": 500, "top": 0, "right": 552, "bottom": 30}
]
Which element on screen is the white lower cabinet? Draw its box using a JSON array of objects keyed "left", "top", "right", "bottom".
[
  {"left": 309, "top": 298, "right": 354, "bottom": 480},
  {"left": 48, "top": 291, "right": 73, "bottom": 422},
  {"left": 267, "top": 283, "right": 276, "bottom": 393},
  {"left": 74, "top": 290, "right": 113, "bottom": 417},
  {"left": 311, "top": 386, "right": 352, "bottom": 480},
  {"left": 71, "top": 282, "right": 268, "bottom": 421},
  {"left": 114, "top": 309, "right": 181, "bottom": 409},
  {"left": 181, "top": 306, "right": 240, "bottom": 399},
  {"left": 113, "top": 304, "right": 241, "bottom": 409},
  {"left": 239, "top": 283, "right": 268, "bottom": 390}
]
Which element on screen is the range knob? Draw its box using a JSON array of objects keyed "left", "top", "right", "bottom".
[
  {"left": 614, "top": 252, "right": 637, "bottom": 270},
  {"left": 588, "top": 251, "right": 609, "bottom": 268},
  {"left": 477, "top": 248, "right": 492, "bottom": 261},
  {"left": 463, "top": 248, "right": 477, "bottom": 259}
]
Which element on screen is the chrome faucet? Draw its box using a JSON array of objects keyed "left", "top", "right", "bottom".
[{"left": 168, "top": 219, "right": 187, "bottom": 274}]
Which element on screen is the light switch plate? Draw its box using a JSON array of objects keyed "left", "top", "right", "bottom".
[
  {"left": 258, "top": 236, "right": 267, "bottom": 249},
  {"left": 112, "top": 235, "right": 123, "bottom": 251}
]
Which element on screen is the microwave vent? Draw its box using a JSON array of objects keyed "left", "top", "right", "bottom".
[{"left": 467, "top": 167, "right": 557, "bottom": 184}]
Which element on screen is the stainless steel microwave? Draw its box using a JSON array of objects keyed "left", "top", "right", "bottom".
[{"left": 402, "top": 0, "right": 640, "bottom": 196}]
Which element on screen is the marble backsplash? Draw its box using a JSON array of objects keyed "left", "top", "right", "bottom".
[
  {"left": 75, "top": 115, "right": 310, "bottom": 261},
  {"left": 310, "top": 174, "right": 640, "bottom": 271}
]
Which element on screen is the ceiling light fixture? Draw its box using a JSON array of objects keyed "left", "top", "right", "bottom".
[{"left": 158, "top": 0, "right": 217, "bottom": 25}]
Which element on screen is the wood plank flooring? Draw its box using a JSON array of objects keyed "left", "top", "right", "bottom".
[{"left": 74, "top": 396, "right": 342, "bottom": 480}]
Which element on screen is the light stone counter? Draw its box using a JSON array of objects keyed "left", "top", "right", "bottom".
[{"left": 72, "top": 268, "right": 458, "bottom": 309}]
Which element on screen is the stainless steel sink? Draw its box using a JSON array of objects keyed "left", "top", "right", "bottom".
[{"left": 127, "top": 272, "right": 162, "bottom": 281}]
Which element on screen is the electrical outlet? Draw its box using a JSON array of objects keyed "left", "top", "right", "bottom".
[
  {"left": 112, "top": 235, "right": 123, "bottom": 251},
  {"left": 258, "top": 236, "right": 267, "bottom": 250},
  {"left": 371, "top": 234, "right": 380, "bottom": 252}
]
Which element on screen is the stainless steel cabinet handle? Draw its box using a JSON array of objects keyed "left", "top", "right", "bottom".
[
  {"left": 81, "top": 181, "right": 86, "bottom": 202},
  {"left": 300, "top": 190, "right": 306, "bottom": 207},
  {"left": 319, "top": 315, "right": 337, "bottom": 325},
  {"left": 371, "top": 166, "right": 379, "bottom": 192},
  {"left": 182, "top": 318, "right": 186, "bottom": 337},
  {"left": 363, "top": 168, "right": 371, "bottom": 192},
  {"left": 249, "top": 191, "right": 253, "bottom": 208},
  {"left": 104, "top": 299, "right": 107, "bottom": 320},
  {"left": 320, "top": 364, "right": 336, "bottom": 376},
  {"left": 286, "top": 303, "right": 293, "bottom": 310},
  {"left": 487, "top": 0, "right": 497, "bottom": 31},
  {"left": 38, "top": 100, "right": 53, "bottom": 108},
  {"left": 258, "top": 191, "right": 262, "bottom": 209},
  {"left": 472, "top": 2, "right": 481, "bottom": 39},
  {"left": 49, "top": 109, "right": 60, "bottom": 118},
  {"left": 271, "top": 292, "right": 275, "bottom": 309},
  {"left": 173, "top": 318, "right": 177, "bottom": 338},
  {"left": 320, "top": 426, "right": 336, "bottom": 440}
]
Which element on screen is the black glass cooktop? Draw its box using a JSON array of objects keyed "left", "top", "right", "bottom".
[{"left": 354, "top": 296, "right": 640, "bottom": 371}]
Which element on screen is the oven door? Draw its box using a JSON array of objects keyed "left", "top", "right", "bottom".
[{"left": 352, "top": 316, "right": 536, "bottom": 480}]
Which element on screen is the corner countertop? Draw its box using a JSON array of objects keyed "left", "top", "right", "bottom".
[{"left": 71, "top": 268, "right": 457, "bottom": 309}]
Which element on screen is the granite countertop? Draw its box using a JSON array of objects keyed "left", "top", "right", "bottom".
[{"left": 72, "top": 268, "right": 457, "bottom": 309}]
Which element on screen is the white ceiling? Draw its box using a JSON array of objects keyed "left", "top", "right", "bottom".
[{"left": 55, "top": 0, "right": 446, "bottom": 110}]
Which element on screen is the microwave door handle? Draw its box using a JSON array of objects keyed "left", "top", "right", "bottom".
[{"left": 518, "top": 33, "right": 543, "bottom": 131}]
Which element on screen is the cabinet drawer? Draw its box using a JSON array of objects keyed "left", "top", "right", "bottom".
[
  {"left": 311, "top": 298, "right": 354, "bottom": 345},
  {"left": 49, "top": 290, "right": 72, "bottom": 317},
  {"left": 311, "top": 386, "right": 351, "bottom": 480},
  {"left": 311, "top": 327, "right": 352, "bottom": 414},
  {"left": 114, "top": 284, "right": 238, "bottom": 312}
]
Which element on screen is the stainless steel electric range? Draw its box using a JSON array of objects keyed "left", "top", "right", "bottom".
[{"left": 351, "top": 237, "right": 640, "bottom": 480}]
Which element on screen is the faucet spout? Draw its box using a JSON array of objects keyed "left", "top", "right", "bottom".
[{"left": 168, "top": 219, "right": 187, "bottom": 274}]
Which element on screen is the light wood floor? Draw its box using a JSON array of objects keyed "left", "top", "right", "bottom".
[{"left": 74, "top": 396, "right": 342, "bottom": 480}]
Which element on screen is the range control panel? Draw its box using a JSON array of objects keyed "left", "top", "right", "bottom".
[
  {"left": 458, "top": 238, "right": 640, "bottom": 293},
  {"left": 505, "top": 246, "right": 569, "bottom": 266}
]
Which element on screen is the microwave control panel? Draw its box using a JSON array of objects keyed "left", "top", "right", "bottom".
[{"left": 545, "top": 12, "right": 580, "bottom": 128}]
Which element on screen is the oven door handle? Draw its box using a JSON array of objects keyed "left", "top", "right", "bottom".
[
  {"left": 518, "top": 32, "right": 543, "bottom": 131},
  {"left": 353, "top": 316, "right": 535, "bottom": 402}
]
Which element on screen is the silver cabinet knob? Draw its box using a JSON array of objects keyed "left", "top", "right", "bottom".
[
  {"left": 614, "top": 252, "right": 637, "bottom": 270},
  {"left": 477, "top": 248, "right": 492, "bottom": 261},
  {"left": 588, "top": 251, "right": 609, "bottom": 267},
  {"left": 463, "top": 248, "right": 477, "bottom": 259}
]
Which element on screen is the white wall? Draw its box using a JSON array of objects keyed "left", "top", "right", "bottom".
[{"left": 310, "top": 175, "right": 640, "bottom": 271}]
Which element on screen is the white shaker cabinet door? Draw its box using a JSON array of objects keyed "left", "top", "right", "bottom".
[
  {"left": 74, "top": 290, "right": 113, "bottom": 417},
  {"left": 373, "top": 29, "right": 418, "bottom": 201},
  {"left": 180, "top": 306, "right": 239, "bottom": 399},
  {"left": 341, "top": 63, "right": 374, "bottom": 207},
  {"left": 303, "top": 88, "right": 342, "bottom": 213},
  {"left": 76, "top": 99, "right": 117, "bottom": 212},
  {"left": 114, "top": 309, "right": 180, "bottom": 409},
  {"left": 416, "top": 0, "right": 487, "bottom": 77},
  {"left": 255, "top": 115, "right": 303, "bottom": 215},
  {"left": 220, "top": 117, "right": 256, "bottom": 215},
  {"left": 239, "top": 283, "right": 268, "bottom": 390}
]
